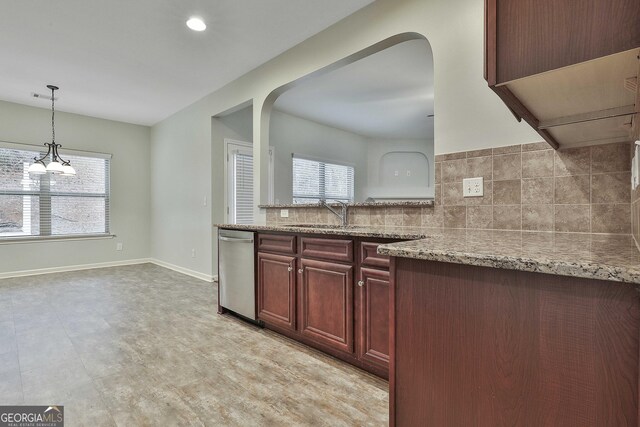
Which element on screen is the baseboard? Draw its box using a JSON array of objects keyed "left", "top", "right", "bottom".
[
  {"left": 148, "top": 258, "right": 214, "bottom": 282},
  {"left": 0, "top": 258, "right": 152, "bottom": 280}
]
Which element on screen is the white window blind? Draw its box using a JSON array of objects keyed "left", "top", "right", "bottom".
[
  {"left": 0, "top": 144, "right": 110, "bottom": 239},
  {"left": 292, "top": 155, "right": 354, "bottom": 204},
  {"left": 232, "top": 150, "right": 254, "bottom": 224}
]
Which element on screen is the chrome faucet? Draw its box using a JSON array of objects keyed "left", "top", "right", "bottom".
[{"left": 321, "top": 200, "right": 349, "bottom": 227}]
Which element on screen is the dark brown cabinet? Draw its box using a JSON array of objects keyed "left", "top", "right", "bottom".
[
  {"left": 390, "top": 258, "right": 640, "bottom": 426},
  {"left": 485, "top": 0, "right": 640, "bottom": 149},
  {"left": 356, "top": 267, "right": 390, "bottom": 370},
  {"left": 253, "top": 232, "right": 395, "bottom": 378},
  {"left": 257, "top": 252, "right": 296, "bottom": 331},
  {"left": 299, "top": 258, "right": 354, "bottom": 353}
]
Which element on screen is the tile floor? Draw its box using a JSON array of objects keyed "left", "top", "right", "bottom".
[{"left": 0, "top": 264, "right": 388, "bottom": 426}]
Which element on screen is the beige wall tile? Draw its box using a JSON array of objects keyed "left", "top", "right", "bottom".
[
  {"left": 441, "top": 159, "right": 466, "bottom": 182},
  {"left": 444, "top": 206, "right": 466, "bottom": 228},
  {"left": 348, "top": 208, "right": 370, "bottom": 226},
  {"left": 554, "top": 147, "right": 590, "bottom": 176},
  {"left": 591, "top": 204, "right": 631, "bottom": 234},
  {"left": 522, "top": 150, "right": 554, "bottom": 178},
  {"left": 442, "top": 182, "right": 464, "bottom": 206},
  {"left": 467, "top": 206, "right": 492, "bottom": 229},
  {"left": 266, "top": 209, "right": 277, "bottom": 224},
  {"left": 522, "top": 205, "right": 554, "bottom": 231},
  {"left": 403, "top": 208, "right": 421, "bottom": 227},
  {"left": 522, "top": 177, "right": 553, "bottom": 204},
  {"left": 554, "top": 205, "right": 590, "bottom": 232},
  {"left": 434, "top": 184, "right": 442, "bottom": 206},
  {"left": 465, "top": 181, "right": 492, "bottom": 206},
  {"left": 493, "top": 180, "right": 521, "bottom": 205},
  {"left": 493, "top": 205, "right": 521, "bottom": 230},
  {"left": 493, "top": 153, "right": 521, "bottom": 180},
  {"left": 492, "top": 144, "right": 521, "bottom": 155},
  {"left": 592, "top": 143, "right": 631, "bottom": 173},
  {"left": 466, "top": 148, "right": 493, "bottom": 158},
  {"left": 421, "top": 206, "right": 443, "bottom": 228},
  {"left": 438, "top": 152, "right": 466, "bottom": 161},
  {"left": 522, "top": 141, "right": 550, "bottom": 152},
  {"left": 384, "top": 208, "right": 403, "bottom": 226},
  {"left": 465, "top": 156, "right": 492, "bottom": 180},
  {"left": 370, "top": 208, "right": 385, "bottom": 226},
  {"left": 591, "top": 172, "right": 630, "bottom": 204},
  {"left": 555, "top": 175, "right": 590, "bottom": 204},
  {"left": 434, "top": 162, "right": 441, "bottom": 184}
]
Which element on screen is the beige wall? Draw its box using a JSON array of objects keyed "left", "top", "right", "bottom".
[
  {"left": 151, "top": 0, "right": 540, "bottom": 277},
  {"left": 0, "top": 100, "right": 151, "bottom": 274}
]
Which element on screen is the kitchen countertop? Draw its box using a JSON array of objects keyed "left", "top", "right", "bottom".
[
  {"left": 378, "top": 229, "right": 640, "bottom": 284},
  {"left": 257, "top": 200, "right": 434, "bottom": 209},
  {"left": 215, "top": 224, "right": 640, "bottom": 284},
  {"left": 215, "top": 223, "right": 434, "bottom": 239}
]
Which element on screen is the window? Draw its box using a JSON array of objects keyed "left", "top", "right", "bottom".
[
  {"left": 226, "top": 140, "right": 254, "bottom": 224},
  {"left": 0, "top": 143, "right": 110, "bottom": 239},
  {"left": 292, "top": 155, "right": 354, "bottom": 204}
]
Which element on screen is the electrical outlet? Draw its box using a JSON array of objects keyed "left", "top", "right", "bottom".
[
  {"left": 191, "top": 248, "right": 196, "bottom": 258},
  {"left": 463, "top": 177, "right": 484, "bottom": 197},
  {"left": 116, "top": 243, "right": 123, "bottom": 251},
  {"left": 280, "top": 209, "right": 289, "bottom": 218},
  {"left": 203, "top": 196, "right": 207, "bottom": 206}
]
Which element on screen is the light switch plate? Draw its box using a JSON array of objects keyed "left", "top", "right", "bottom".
[
  {"left": 280, "top": 209, "right": 289, "bottom": 218},
  {"left": 463, "top": 177, "right": 483, "bottom": 197}
]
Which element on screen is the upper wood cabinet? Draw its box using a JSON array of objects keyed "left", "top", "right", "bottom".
[{"left": 485, "top": 0, "right": 640, "bottom": 149}]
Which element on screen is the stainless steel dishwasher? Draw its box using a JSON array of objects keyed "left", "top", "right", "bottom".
[{"left": 218, "top": 229, "right": 256, "bottom": 320}]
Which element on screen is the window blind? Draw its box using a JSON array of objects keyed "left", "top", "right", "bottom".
[
  {"left": 292, "top": 155, "right": 354, "bottom": 204},
  {"left": 232, "top": 150, "right": 254, "bottom": 224},
  {"left": 0, "top": 144, "right": 110, "bottom": 238}
]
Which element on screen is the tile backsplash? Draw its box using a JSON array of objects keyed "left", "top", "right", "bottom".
[{"left": 266, "top": 141, "right": 633, "bottom": 234}]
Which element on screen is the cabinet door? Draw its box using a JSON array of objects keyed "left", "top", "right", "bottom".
[
  {"left": 299, "top": 258, "right": 354, "bottom": 353},
  {"left": 357, "top": 267, "right": 390, "bottom": 370},
  {"left": 257, "top": 252, "right": 296, "bottom": 330}
]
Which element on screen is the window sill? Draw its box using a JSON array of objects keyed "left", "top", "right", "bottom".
[{"left": 0, "top": 234, "right": 115, "bottom": 245}]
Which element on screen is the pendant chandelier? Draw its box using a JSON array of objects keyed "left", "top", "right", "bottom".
[{"left": 28, "top": 85, "right": 76, "bottom": 176}]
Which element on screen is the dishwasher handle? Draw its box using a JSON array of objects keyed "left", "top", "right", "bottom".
[{"left": 219, "top": 236, "right": 254, "bottom": 243}]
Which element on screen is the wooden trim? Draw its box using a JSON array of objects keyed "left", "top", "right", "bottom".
[
  {"left": 491, "top": 85, "right": 560, "bottom": 149},
  {"left": 389, "top": 256, "right": 397, "bottom": 427},
  {"left": 484, "top": 0, "right": 497, "bottom": 85}
]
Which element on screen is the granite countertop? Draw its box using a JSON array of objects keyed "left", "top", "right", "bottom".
[
  {"left": 378, "top": 229, "right": 640, "bottom": 284},
  {"left": 215, "top": 223, "right": 435, "bottom": 240},
  {"left": 257, "top": 200, "right": 434, "bottom": 209},
  {"left": 215, "top": 224, "right": 640, "bottom": 284}
]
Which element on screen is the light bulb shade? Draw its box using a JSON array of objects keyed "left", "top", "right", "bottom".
[
  {"left": 61, "top": 164, "right": 76, "bottom": 176},
  {"left": 28, "top": 163, "right": 47, "bottom": 175},
  {"left": 46, "top": 161, "right": 64, "bottom": 174}
]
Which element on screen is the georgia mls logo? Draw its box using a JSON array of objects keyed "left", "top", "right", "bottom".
[{"left": 0, "top": 405, "right": 64, "bottom": 427}]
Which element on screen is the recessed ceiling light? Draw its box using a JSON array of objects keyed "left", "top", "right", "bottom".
[{"left": 186, "top": 17, "right": 206, "bottom": 32}]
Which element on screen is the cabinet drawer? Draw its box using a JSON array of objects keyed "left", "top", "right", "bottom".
[
  {"left": 257, "top": 233, "right": 297, "bottom": 254},
  {"left": 300, "top": 237, "right": 353, "bottom": 263},
  {"left": 359, "top": 242, "right": 390, "bottom": 269}
]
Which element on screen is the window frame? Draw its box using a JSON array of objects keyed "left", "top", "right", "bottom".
[
  {"left": 0, "top": 141, "right": 113, "bottom": 242},
  {"left": 291, "top": 153, "right": 355, "bottom": 204}
]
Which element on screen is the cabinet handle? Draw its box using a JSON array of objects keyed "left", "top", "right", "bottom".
[
  {"left": 287, "top": 266, "right": 293, "bottom": 272},
  {"left": 357, "top": 280, "right": 364, "bottom": 287},
  {"left": 298, "top": 268, "right": 304, "bottom": 274}
]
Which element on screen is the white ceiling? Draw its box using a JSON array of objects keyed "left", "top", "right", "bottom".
[
  {"left": 273, "top": 39, "right": 434, "bottom": 140},
  {"left": 0, "top": 0, "right": 374, "bottom": 126}
]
